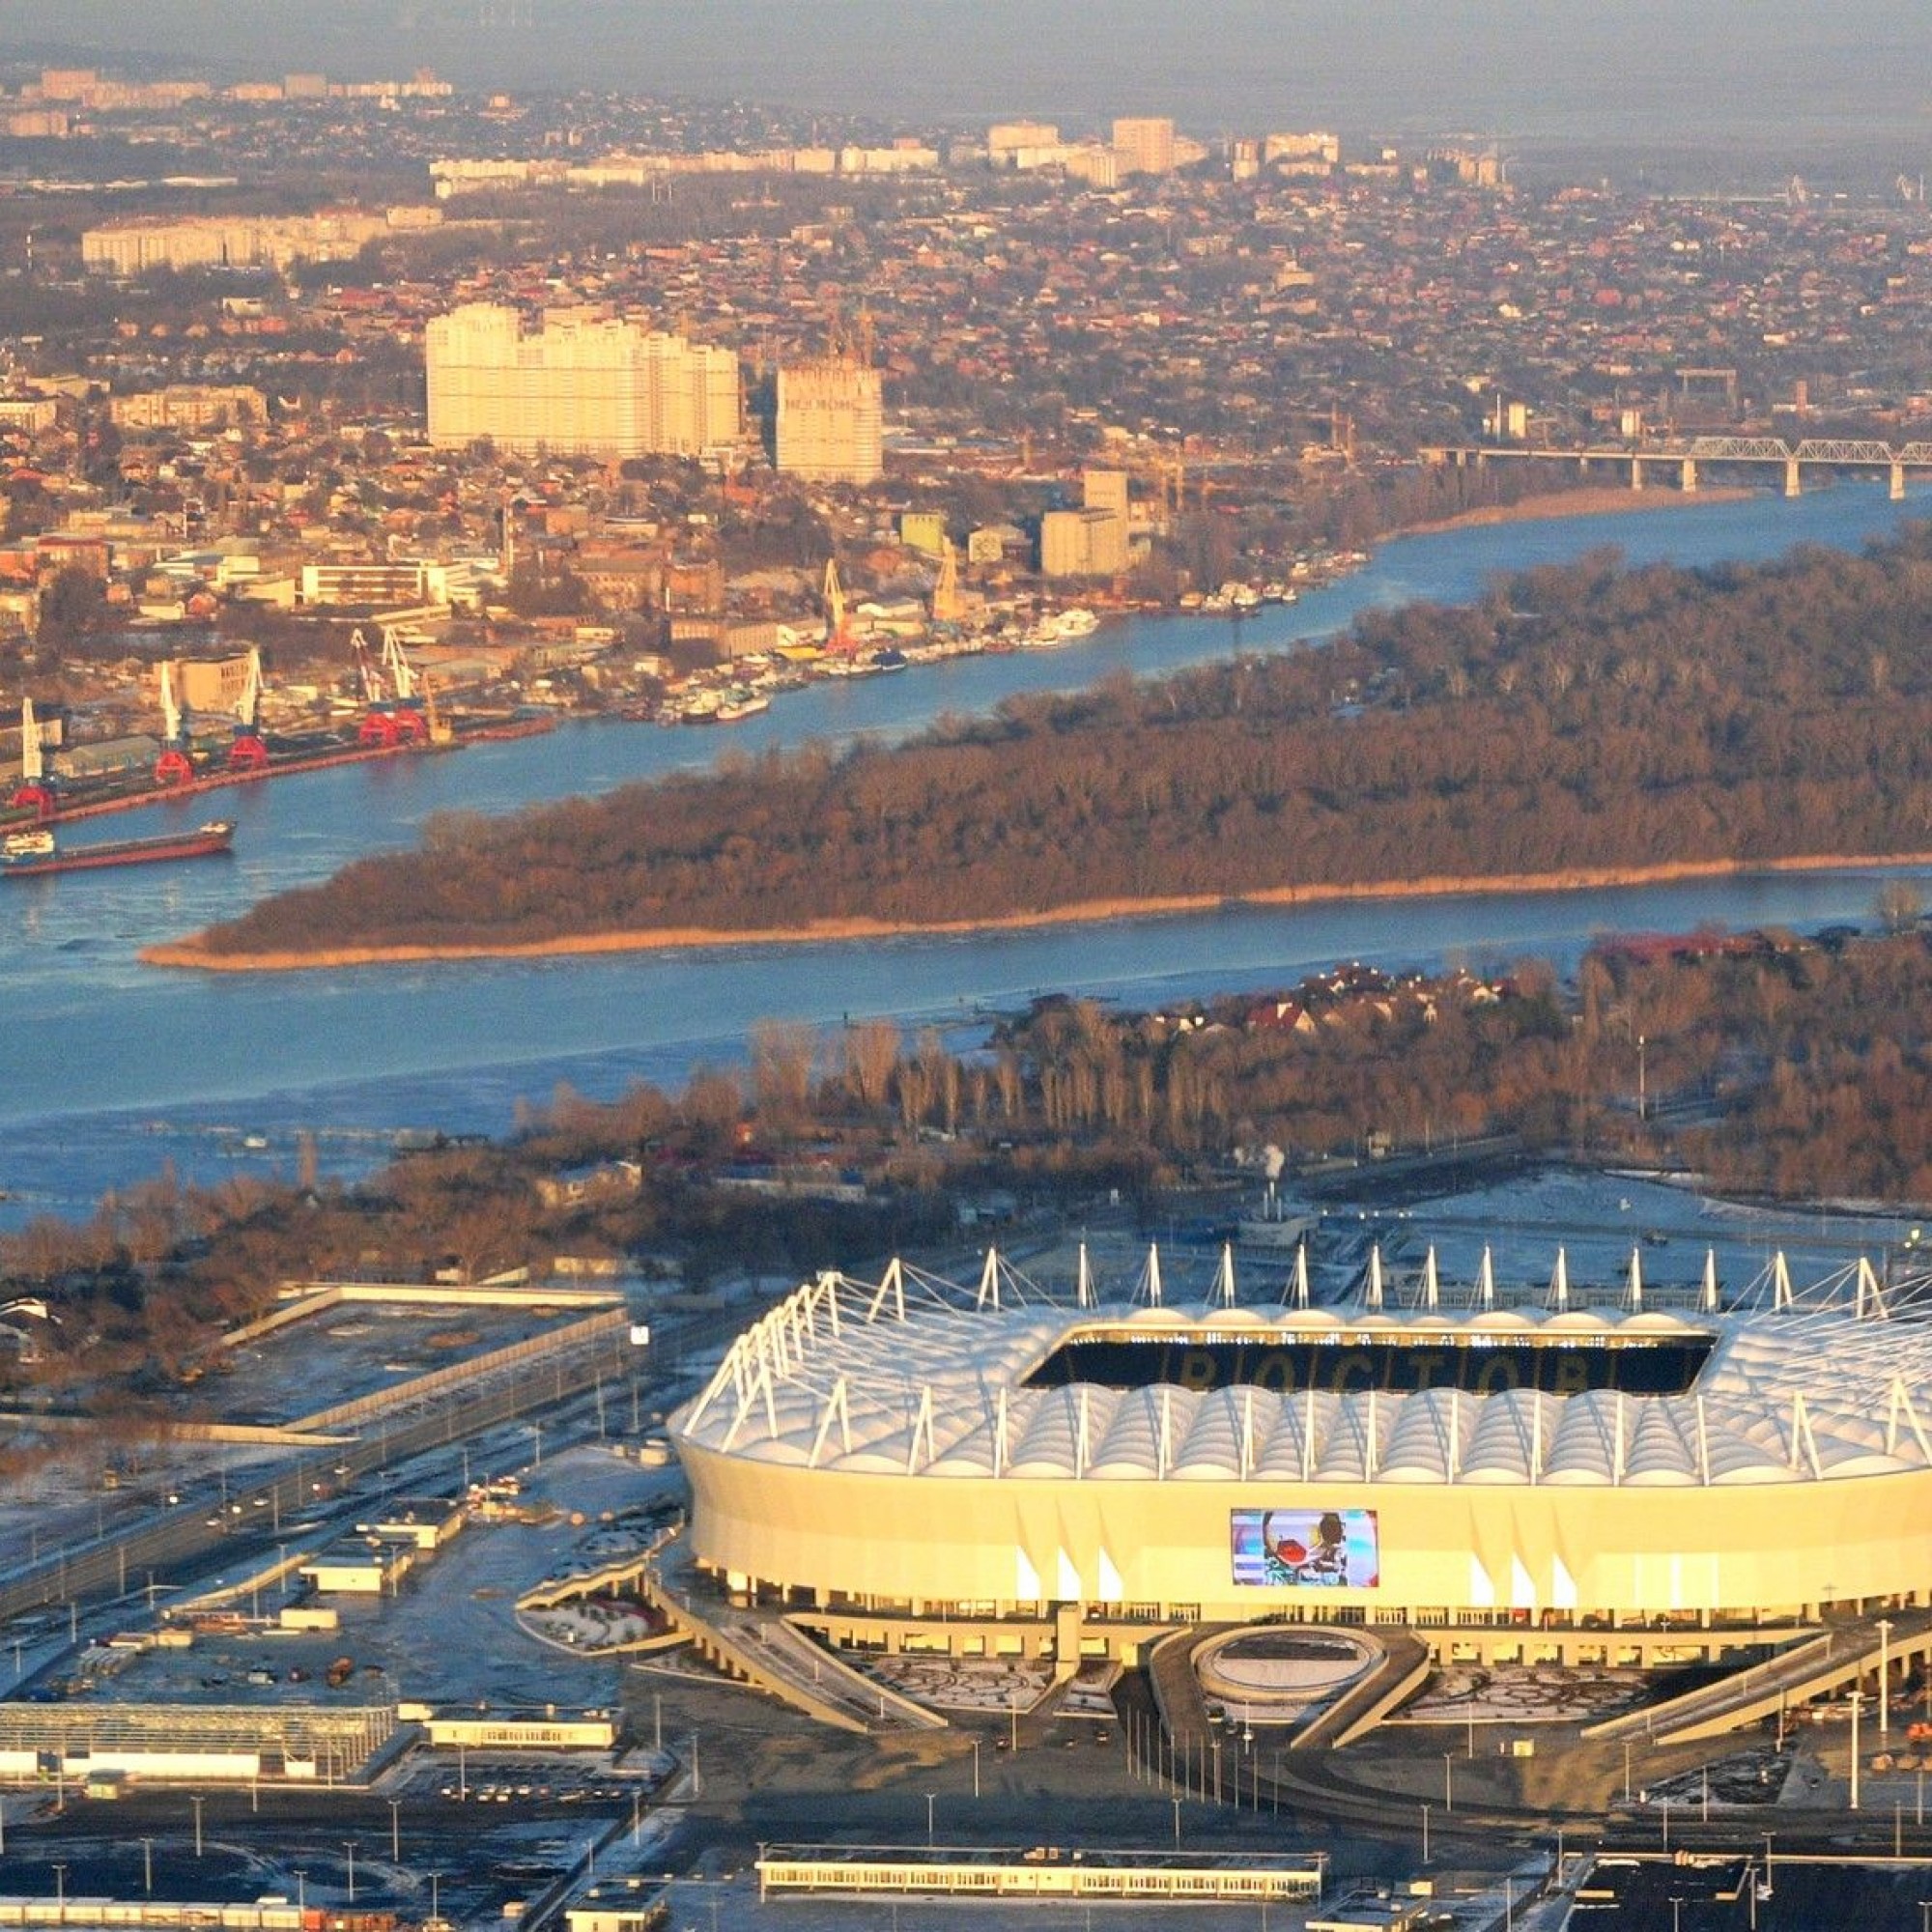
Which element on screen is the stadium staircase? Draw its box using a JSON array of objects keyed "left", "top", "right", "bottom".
[
  {"left": 1582, "top": 1606, "right": 1932, "bottom": 1748},
  {"left": 638, "top": 1534, "right": 944, "bottom": 1735}
]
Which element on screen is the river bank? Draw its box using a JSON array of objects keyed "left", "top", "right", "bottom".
[
  {"left": 12, "top": 479, "right": 1927, "bottom": 1217},
  {"left": 1399, "top": 481, "right": 1758, "bottom": 538},
  {"left": 142, "top": 846, "right": 1922, "bottom": 974}
]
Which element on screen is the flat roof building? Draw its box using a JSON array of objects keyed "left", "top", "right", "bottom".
[
  {"left": 1113, "top": 117, "right": 1177, "bottom": 178},
  {"left": 425, "top": 304, "right": 741, "bottom": 462},
  {"left": 776, "top": 353, "right": 884, "bottom": 485},
  {"left": 1040, "top": 505, "right": 1127, "bottom": 579}
]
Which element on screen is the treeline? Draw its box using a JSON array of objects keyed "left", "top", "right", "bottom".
[
  {"left": 18, "top": 927, "right": 1932, "bottom": 1417},
  {"left": 195, "top": 526, "right": 1932, "bottom": 958}
]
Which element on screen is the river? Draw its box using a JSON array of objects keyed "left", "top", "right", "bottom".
[{"left": 6, "top": 483, "right": 1930, "bottom": 1221}]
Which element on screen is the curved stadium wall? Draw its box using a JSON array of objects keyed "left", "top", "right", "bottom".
[{"left": 669, "top": 1251, "right": 1932, "bottom": 1627}]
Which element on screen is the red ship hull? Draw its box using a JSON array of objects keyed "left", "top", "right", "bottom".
[{"left": 3, "top": 820, "right": 236, "bottom": 878}]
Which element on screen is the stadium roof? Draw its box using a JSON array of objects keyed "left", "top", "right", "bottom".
[{"left": 672, "top": 1243, "right": 1932, "bottom": 1490}]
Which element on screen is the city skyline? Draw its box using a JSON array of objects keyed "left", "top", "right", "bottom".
[{"left": 5, "top": 1, "right": 1932, "bottom": 143}]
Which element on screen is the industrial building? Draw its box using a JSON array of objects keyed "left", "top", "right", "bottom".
[
  {"left": 424, "top": 304, "right": 742, "bottom": 462},
  {"left": 0, "top": 1700, "right": 394, "bottom": 1785},
  {"left": 1040, "top": 472, "right": 1129, "bottom": 578},
  {"left": 669, "top": 1247, "right": 1932, "bottom": 1662}
]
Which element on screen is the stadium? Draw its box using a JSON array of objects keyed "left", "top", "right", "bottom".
[{"left": 668, "top": 1243, "right": 1932, "bottom": 1666}]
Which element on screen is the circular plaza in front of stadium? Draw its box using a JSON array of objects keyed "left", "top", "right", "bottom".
[{"left": 668, "top": 1241, "right": 1932, "bottom": 1678}]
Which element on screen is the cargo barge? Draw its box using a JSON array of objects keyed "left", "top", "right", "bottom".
[{"left": 2, "top": 819, "right": 236, "bottom": 878}]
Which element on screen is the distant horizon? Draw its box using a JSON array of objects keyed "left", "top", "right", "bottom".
[{"left": 4, "top": 1, "right": 1932, "bottom": 149}]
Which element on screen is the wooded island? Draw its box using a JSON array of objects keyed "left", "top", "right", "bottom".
[{"left": 158, "top": 528, "right": 1932, "bottom": 966}]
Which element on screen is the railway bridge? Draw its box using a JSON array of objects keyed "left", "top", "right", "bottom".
[{"left": 1421, "top": 435, "right": 1932, "bottom": 498}]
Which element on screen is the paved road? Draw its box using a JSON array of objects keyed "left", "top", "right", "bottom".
[{"left": 0, "top": 1303, "right": 749, "bottom": 1627}]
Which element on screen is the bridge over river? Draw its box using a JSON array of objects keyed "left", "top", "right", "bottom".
[{"left": 1423, "top": 435, "right": 1932, "bottom": 498}]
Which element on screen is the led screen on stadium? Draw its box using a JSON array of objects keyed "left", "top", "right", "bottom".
[{"left": 1232, "top": 1508, "right": 1380, "bottom": 1589}]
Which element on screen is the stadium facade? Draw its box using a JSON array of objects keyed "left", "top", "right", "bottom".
[{"left": 669, "top": 1247, "right": 1932, "bottom": 1660}]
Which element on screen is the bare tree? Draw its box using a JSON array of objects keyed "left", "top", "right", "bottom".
[
  {"left": 1875, "top": 878, "right": 1923, "bottom": 935},
  {"left": 751, "top": 1020, "right": 818, "bottom": 1134},
  {"left": 842, "top": 1017, "right": 900, "bottom": 1111}
]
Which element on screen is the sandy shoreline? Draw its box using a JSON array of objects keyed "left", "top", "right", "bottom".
[
  {"left": 136, "top": 480, "right": 1850, "bottom": 979},
  {"left": 143, "top": 848, "right": 1930, "bottom": 975},
  {"left": 1399, "top": 482, "right": 1756, "bottom": 538}
]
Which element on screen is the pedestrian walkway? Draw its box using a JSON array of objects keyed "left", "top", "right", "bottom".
[
  {"left": 636, "top": 1533, "right": 943, "bottom": 1735},
  {"left": 1585, "top": 1606, "right": 1932, "bottom": 1748}
]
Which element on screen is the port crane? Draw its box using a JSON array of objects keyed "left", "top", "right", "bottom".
[
  {"left": 154, "top": 660, "right": 195, "bottom": 785},
  {"left": 821, "top": 557, "right": 855, "bottom": 653},
  {"left": 381, "top": 628, "right": 430, "bottom": 742},
  {"left": 10, "top": 696, "right": 55, "bottom": 816},
  {"left": 227, "top": 645, "right": 270, "bottom": 773},
  {"left": 353, "top": 626, "right": 428, "bottom": 748},
  {"left": 929, "top": 539, "right": 963, "bottom": 625}
]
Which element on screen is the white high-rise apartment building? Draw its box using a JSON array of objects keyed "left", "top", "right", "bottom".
[
  {"left": 775, "top": 354, "right": 884, "bottom": 485},
  {"left": 1111, "top": 116, "right": 1177, "bottom": 177},
  {"left": 424, "top": 303, "right": 741, "bottom": 460}
]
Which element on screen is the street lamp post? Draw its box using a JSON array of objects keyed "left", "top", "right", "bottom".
[
  {"left": 1852, "top": 1690, "right": 1864, "bottom": 1811},
  {"left": 1421, "top": 1804, "right": 1430, "bottom": 1863},
  {"left": 191, "top": 1794, "right": 205, "bottom": 1858},
  {"left": 1878, "top": 1619, "right": 1893, "bottom": 1736},
  {"left": 390, "top": 1799, "right": 401, "bottom": 1862},
  {"left": 141, "top": 1839, "right": 154, "bottom": 1895},
  {"left": 1444, "top": 1752, "right": 1455, "bottom": 1812},
  {"left": 344, "top": 1842, "right": 356, "bottom": 1904},
  {"left": 925, "top": 1792, "right": 936, "bottom": 1846},
  {"left": 52, "top": 1864, "right": 66, "bottom": 1916}
]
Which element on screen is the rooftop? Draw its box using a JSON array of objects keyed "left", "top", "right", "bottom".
[{"left": 671, "top": 1244, "right": 1932, "bottom": 1489}]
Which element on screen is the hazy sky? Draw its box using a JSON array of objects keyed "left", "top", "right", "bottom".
[{"left": 4, "top": 1, "right": 1930, "bottom": 142}]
